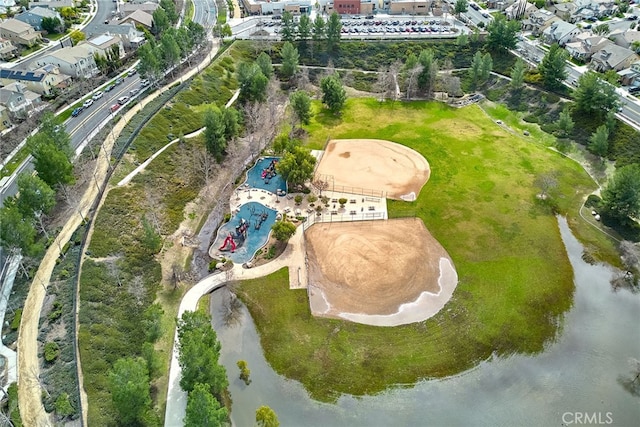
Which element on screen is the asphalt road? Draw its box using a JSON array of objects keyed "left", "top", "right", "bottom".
[
  {"left": 192, "top": 0, "right": 217, "bottom": 30},
  {"left": 0, "top": 74, "right": 143, "bottom": 207}
]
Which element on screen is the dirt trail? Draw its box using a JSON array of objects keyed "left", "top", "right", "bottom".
[{"left": 17, "top": 41, "right": 221, "bottom": 426}]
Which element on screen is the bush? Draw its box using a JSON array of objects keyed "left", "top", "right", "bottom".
[
  {"left": 11, "top": 309, "right": 22, "bottom": 330},
  {"left": 585, "top": 194, "right": 602, "bottom": 209},
  {"left": 44, "top": 342, "right": 60, "bottom": 363},
  {"left": 54, "top": 393, "right": 75, "bottom": 418},
  {"left": 294, "top": 195, "right": 303, "bottom": 205},
  {"left": 208, "top": 260, "right": 218, "bottom": 271},
  {"left": 48, "top": 301, "right": 63, "bottom": 322},
  {"left": 338, "top": 198, "right": 348, "bottom": 207},
  {"left": 224, "top": 213, "right": 231, "bottom": 223}
]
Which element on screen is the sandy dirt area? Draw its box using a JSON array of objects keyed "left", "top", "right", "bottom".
[
  {"left": 315, "top": 139, "right": 430, "bottom": 201},
  {"left": 305, "top": 218, "right": 457, "bottom": 326}
]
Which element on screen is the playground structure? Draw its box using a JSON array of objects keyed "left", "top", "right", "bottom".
[
  {"left": 218, "top": 218, "right": 249, "bottom": 253},
  {"left": 261, "top": 159, "right": 278, "bottom": 182}
]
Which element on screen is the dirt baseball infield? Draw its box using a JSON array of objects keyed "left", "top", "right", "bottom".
[
  {"left": 315, "top": 139, "right": 430, "bottom": 201},
  {"left": 305, "top": 218, "right": 458, "bottom": 326}
]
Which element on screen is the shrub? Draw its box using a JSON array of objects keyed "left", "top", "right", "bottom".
[
  {"left": 44, "top": 342, "right": 60, "bottom": 363},
  {"left": 307, "top": 194, "right": 317, "bottom": 204},
  {"left": 54, "top": 393, "right": 75, "bottom": 418},
  {"left": 11, "top": 309, "right": 22, "bottom": 330},
  {"left": 294, "top": 195, "right": 303, "bottom": 205},
  {"left": 48, "top": 301, "right": 63, "bottom": 322},
  {"left": 209, "top": 260, "right": 218, "bottom": 271},
  {"left": 585, "top": 194, "right": 602, "bottom": 209},
  {"left": 338, "top": 198, "right": 348, "bottom": 207},
  {"left": 224, "top": 213, "right": 231, "bottom": 223}
]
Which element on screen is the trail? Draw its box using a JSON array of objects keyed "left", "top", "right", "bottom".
[{"left": 17, "top": 40, "right": 221, "bottom": 427}]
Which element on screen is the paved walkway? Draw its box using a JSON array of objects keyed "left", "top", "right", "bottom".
[
  {"left": 164, "top": 226, "right": 307, "bottom": 426},
  {"left": 0, "top": 255, "right": 19, "bottom": 392}
]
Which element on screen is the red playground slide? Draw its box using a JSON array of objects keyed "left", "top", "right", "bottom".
[{"left": 219, "top": 234, "right": 236, "bottom": 252}]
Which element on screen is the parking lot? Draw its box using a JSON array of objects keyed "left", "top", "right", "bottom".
[{"left": 252, "top": 16, "right": 463, "bottom": 38}]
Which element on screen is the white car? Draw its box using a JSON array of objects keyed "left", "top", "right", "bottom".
[
  {"left": 130, "top": 88, "right": 140, "bottom": 96},
  {"left": 83, "top": 99, "right": 94, "bottom": 108},
  {"left": 140, "top": 79, "right": 150, "bottom": 87},
  {"left": 92, "top": 91, "right": 103, "bottom": 100}
]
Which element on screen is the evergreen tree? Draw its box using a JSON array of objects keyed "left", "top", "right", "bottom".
[
  {"left": 320, "top": 74, "right": 347, "bottom": 115},
  {"left": 538, "top": 44, "right": 568, "bottom": 91},
  {"left": 280, "top": 41, "right": 300, "bottom": 79},
  {"left": 326, "top": 12, "right": 342, "bottom": 51}
]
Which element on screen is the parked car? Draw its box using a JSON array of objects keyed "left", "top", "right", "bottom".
[
  {"left": 130, "top": 88, "right": 140, "bottom": 96},
  {"left": 114, "top": 78, "right": 123, "bottom": 85},
  {"left": 140, "top": 79, "right": 150, "bottom": 87},
  {"left": 109, "top": 104, "right": 120, "bottom": 113},
  {"left": 83, "top": 99, "right": 94, "bottom": 108},
  {"left": 129, "top": 68, "right": 137, "bottom": 76},
  {"left": 71, "top": 107, "right": 83, "bottom": 117},
  {"left": 105, "top": 84, "right": 116, "bottom": 92},
  {"left": 92, "top": 91, "right": 103, "bottom": 100},
  {"left": 628, "top": 86, "right": 640, "bottom": 94},
  {"left": 117, "top": 96, "right": 129, "bottom": 105}
]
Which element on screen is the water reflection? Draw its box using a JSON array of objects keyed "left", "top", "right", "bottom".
[{"left": 210, "top": 217, "right": 640, "bottom": 426}]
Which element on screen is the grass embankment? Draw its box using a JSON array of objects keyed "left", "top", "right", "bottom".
[
  {"left": 78, "top": 42, "right": 250, "bottom": 425},
  {"left": 235, "top": 98, "right": 619, "bottom": 402}
]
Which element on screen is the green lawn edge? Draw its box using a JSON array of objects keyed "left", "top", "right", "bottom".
[{"left": 234, "top": 98, "right": 616, "bottom": 402}]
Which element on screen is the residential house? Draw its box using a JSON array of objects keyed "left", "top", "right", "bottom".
[
  {"left": 521, "top": 9, "right": 560, "bottom": 35},
  {"left": 28, "top": 0, "right": 74, "bottom": 8},
  {"left": 591, "top": 42, "right": 639, "bottom": 72},
  {"left": 542, "top": 20, "right": 581, "bottom": 46},
  {"left": 84, "top": 23, "right": 146, "bottom": 50},
  {"left": 549, "top": 2, "right": 576, "bottom": 21},
  {"left": 0, "top": 0, "right": 16, "bottom": 14},
  {"left": 0, "top": 64, "right": 71, "bottom": 96},
  {"left": 0, "top": 82, "right": 41, "bottom": 118},
  {"left": 81, "top": 33, "right": 125, "bottom": 59},
  {"left": 565, "top": 34, "right": 609, "bottom": 60},
  {"left": 388, "top": 0, "right": 430, "bottom": 15},
  {"left": 609, "top": 29, "right": 640, "bottom": 50},
  {"left": 15, "top": 6, "right": 64, "bottom": 32},
  {"left": 618, "top": 61, "right": 640, "bottom": 86},
  {"left": 0, "top": 37, "right": 18, "bottom": 60},
  {"left": 122, "top": 1, "right": 160, "bottom": 14},
  {"left": 486, "top": 0, "right": 514, "bottom": 11},
  {"left": 505, "top": 0, "right": 536, "bottom": 20},
  {"left": 573, "top": 0, "right": 617, "bottom": 21},
  {"left": 0, "top": 105, "right": 11, "bottom": 131},
  {"left": 119, "top": 9, "right": 154, "bottom": 29},
  {"left": 0, "top": 19, "right": 42, "bottom": 47},
  {"left": 34, "top": 44, "right": 98, "bottom": 78}
]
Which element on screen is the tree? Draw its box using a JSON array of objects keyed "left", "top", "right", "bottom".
[
  {"left": 555, "top": 104, "right": 574, "bottom": 137},
  {"left": 69, "top": 30, "right": 85, "bottom": 45},
  {"left": 160, "top": 0, "right": 179, "bottom": 24},
  {"left": 108, "top": 357, "right": 152, "bottom": 426},
  {"left": 141, "top": 216, "right": 162, "bottom": 253},
  {"left": 468, "top": 51, "right": 487, "bottom": 90},
  {"left": 417, "top": 49, "right": 438, "bottom": 96},
  {"left": 312, "top": 15, "right": 326, "bottom": 43},
  {"left": 588, "top": 124, "right": 610, "bottom": 158},
  {"left": 326, "top": 12, "right": 342, "bottom": 51},
  {"left": 534, "top": 171, "right": 558, "bottom": 199},
  {"left": 0, "top": 204, "right": 37, "bottom": 255},
  {"left": 237, "top": 360, "right": 251, "bottom": 385},
  {"left": 485, "top": 14, "right": 520, "bottom": 52},
  {"left": 280, "top": 41, "right": 299, "bottom": 80},
  {"left": 574, "top": 71, "right": 619, "bottom": 116},
  {"left": 203, "top": 107, "right": 227, "bottom": 161},
  {"left": 187, "top": 21, "right": 206, "bottom": 48},
  {"left": 152, "top": 8, "right": 170, "bottom": 36},
  {"left": 281, "top": 11, "right": 296, "bottom": 42},
  {"left": 297, "top": 14, "right": 311, "bottom": 41},
  {"left": 184, "top": 383, "right": 228, "bottom": 427},
  {"left": 142, "top": 303, "right": 164, "bottom": 343},
  {"left": 41, "top": 17, "right": 63, "bottom": 34},
  {"left": 289, "top": 91, "right": 312, "bottom": 126},
  {"left": 221, "top": 107, "right": 240, "bottom": 141},
  {"left": 480, "top": 52, "right": 493, "bottom": 82},
  {"left": 276, "top": 146, "right": 317, "bottom": 188},
  {"left": 137, "top": 42, "right": 163, "bottom": 83},
  {"left": 538, "top": 43, "right": 568, "bottom": 91},
  {"left": 320, "top": 74, "right": 346, "bottom": 115},
  {"left": 177, "top": 310, "right": 228, "bottom": 397},
  {"left": 271, "top": 220, "right": 297, "bottom": 241},
  {"left": 510, "top": 59, "right": 527, "bottom": 92},
  {"left": 161, "top": 31, "right": 181, "bottom": 73},
  {"left": 256, "top": 405, "right": 279, "bottom": 427},
  {"left": 601, "top": 164, "right": 640, "bottom": 219},
  {"left": 15, "top": 173, "right": 55, "bottom": 222},
  {"left": 256, "top": 52, "right": 273, "bottom": 80},
  {"left": 30, "top": 141, "right": 75, "bottom": 187},
  {"left": 593, "top": 23, "right": 610, "bottom": 36},
  {"left": 237, "top": 62, "right": 268, "bottom": 103},
  {"left": 454, "top": 0, "right": 468, "bottom": 16}
]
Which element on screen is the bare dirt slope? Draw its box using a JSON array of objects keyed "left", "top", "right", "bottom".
[
  {"left": 305, "top": 218, "right": 457, "bottom": 326},
  {"left": 315, "top": 139, "right": 430, "bottom": 200}
]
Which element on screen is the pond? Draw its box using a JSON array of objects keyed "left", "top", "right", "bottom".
[{"left": 210, "top": 217, "right": 640, "bottom": 426}]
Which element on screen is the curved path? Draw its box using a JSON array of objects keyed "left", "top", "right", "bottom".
[
  {"left": 17, "top": 40, "right": 221, "bottom": 427},
  {"left": 164, "top": 227, "right": 307, "bottom": 426}
]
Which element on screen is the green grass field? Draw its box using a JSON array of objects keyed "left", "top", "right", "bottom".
[{"left": 235, "top": 98, "right": 619, "bottom": 402}]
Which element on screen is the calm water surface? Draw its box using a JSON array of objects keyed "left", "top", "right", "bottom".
[{"left": 210, "top": 217, "right": 640, "bottom": 426}]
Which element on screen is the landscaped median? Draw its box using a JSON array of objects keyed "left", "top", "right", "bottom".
[{"left": 232, "top": 98, "right": 619, "bottom": 402}]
